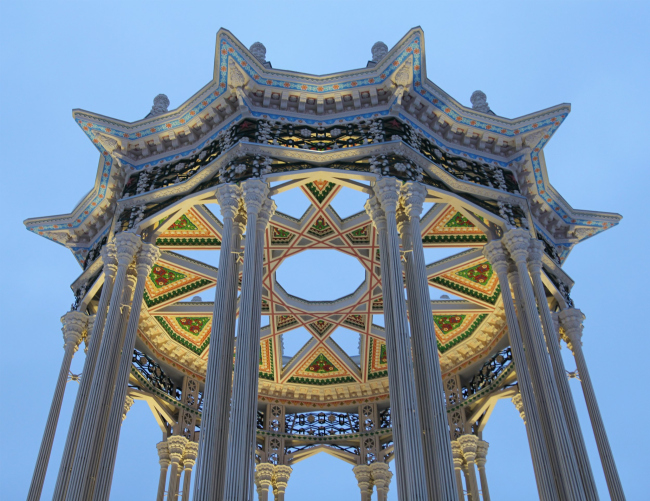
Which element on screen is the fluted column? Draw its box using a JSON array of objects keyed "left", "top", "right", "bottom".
[
  {"left": 560, "top": 309, "right": 626, "bottom": 501},
  {"left": 483, "top": 240, "right": 558, "bottom": 501},
  {"left": 364, "top": 197, "right": 406, "bottom": 501},
  {"left": 450, "top": 441, "right": 466, "bottom": 501},
  {"left": 374, "top": 176, "right": 429, "bottom": 500},
  {"left": 94, "top": 242, "right": 161, "bottom": 501},
  {"left": 475, "top": 441, "right": 491, "bottom": 501},
  {"left": 370, "top": 463, "right": 392, "bottom": 501},
  {"left": 65, "top": 231, "right": 141, "bottom": 501},
  {"left": 156, "top": 441, "right": 170, "bottom": 501},
  {"left": 27, "top": 311, "right": 85, "bottom": 501},
  {"left": 399, "top": 182, "right": 459, "bottom": 501},
  {"left": 527, "top": 241, "right": 599, "bottom": 500},
  {"left": 255, "top": 463, "right": 274, "bottom": 501},
  {"left": 167, "top": 435, "right": 189, "bottom": 501},
  {"left": 53, "top": 243, "right": 118, "bottom": 501},
  {"left": 458, "top": 435, "right": 480, "bottom": 501},
  {"left": 272, "top": 465, "right": 292, "bottom": 501},
  {"left": 504, "top": 228, "right": 586, "bottom": 501},
  {"left": 353, "top": 464, "right": 373, "bottom": 501},
  {"left": 192, "top": 184, "right": 243, "bottom": 501},
  {"left": 181, "top": 442, "right": 199, "bottom": 501},
  {"left": 223, "top": 179, "right": 273, "bottom": 501}
]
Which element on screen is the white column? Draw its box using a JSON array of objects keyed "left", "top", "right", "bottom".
[
  {"left": 450, "top": 441, "right": 466, "bottom": 501},
  {"left": 483, "top": 240, "right": 559, "bottom": 501},
  {"left": 364, "top": 197, "right": 406, "bottom": 501},
  {"left": 255, "top": 463, "right": 274, "bottom": 501},
  {"left": 373, "top": 176, "right": 429, "bottom": 500},
  {"left": 475, "top": 440, "right": 491, "bottom": 501},
  {"left": 353, "top": 464, "right": 373, "bottom": 501},
  {"left": 399, "top": 182, "right": 460, "bottom": 501},
  {"left": 181, "top": 442, "right": 199, "bottom": 501},
  {"left": 192, "top": 184, "right": 243, "bottom": 501},
  {"left": 27, "top": 311, "right": 85, "bottom": 501},
  {"left": 53, "top": 243, "right": 118, "bottom": 501},
  {"left": 560, "top": 309, "right": 626, "bottom": 501},
  {"left": 504, "top": 229, "right": 586, "bottom": 501},
  {"left": 156, "top": 441, "right": 170, "bottom": 501},
  {"left": 223, "top": 179, "right": 274, "bottom": 501},
  {"left": 93, "top": 242, "right": 161, "bottom": 501},
  {"left": 370, "top": 462, "right": 392, "bottom": 501},
  {"left": 527, "top": 241, "right": 600, "bottom": 500},
  {"left": 458, "top": 435, "right": 480, "bottom": 501},
  {"left": 167, "top": 435, "right": 189, "bottom": 501},
  {"left": 65, "top": 232, "right": 141, "bottom": 501},
  {"left": 272, "top": 465, "right": 292, "bottom": 501}
]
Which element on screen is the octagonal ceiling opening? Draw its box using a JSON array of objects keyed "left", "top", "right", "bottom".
[{"left": 275, "top": 249, "right": 366, "bottom": 302}]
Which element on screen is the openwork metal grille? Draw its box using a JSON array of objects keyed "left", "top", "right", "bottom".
[
  {"left": 379, "top": 408, "right": 392, "bottom": 429},
  {"left": 465, "top": 347, "right": 513, "bottom": 395},
  {"left": 285, "top": 443, "right": 360, "bottom": 456},
  {"left": 284, "top": 411, "right": 360, "bottom": 436},
  {"left": 131, "top": 349, "right": 181, "bottom": 401}
]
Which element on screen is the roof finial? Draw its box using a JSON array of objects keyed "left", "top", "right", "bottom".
[
  {"left": 371, "top": 41, "right": 388, "bottom": 63},
  {"left": 470, "top": 90, "right": 492, "bottom": 114},
  {"left": 250, "top": 42, "right": 267, "bottom": 63},
  {"left": 146, "top": 94, "right": 170, "bottom": 118}
]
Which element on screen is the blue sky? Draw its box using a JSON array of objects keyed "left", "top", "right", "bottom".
[{"left": 1, "top": 1, "right": 648, "bottom": 500}]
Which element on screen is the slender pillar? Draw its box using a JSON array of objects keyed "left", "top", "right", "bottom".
[
  {"left": 93, "top": 242, "right": 161, "bottom": 501},
  {"left": 223, "top": 179, "right": 273, "bottom": 501},
  {"left": 475, "top": 440, "right": 491, "bottom": 501},
  {"left": 370, "top": 463, "right": 392, "bottom": 501},
  {"left": 27, "top": 311, "right": 86, "bottom": 501},
  {"left": 483, "top": 240, "right": 558, "bottom": 501},
  {"left": 458, "top": 435, "right": 480, "bottom": 501},
  {"left": 167, "top": 435, "right": 189, "bottom": 501},
  {"left": 255, "top": 463, "right": 274, "bottom": 501},
  {"left": 364, "top": 197, "right": 406, "bottom": 501},
  {"left": 560, "top": 309, "right": 626, "bottom": 501},
  {"left": 527, "top": 241, "right": 599, "bottom": 500},
  {"left": 192, "top": 184, "right": 243, "bottom": 501},
  {"left": 272, "top": 465, "right": 292, "bottom": 501},
  {"left": 504, "top": 229, "right": 586, "bottom": 501},
  {"left": 450, "top": 441, "right": 466, "bottom": 501},
  {"left": 400, "top": 182, "right": 460, "bottom": 501},
  {"left": 374, "top": 177, "right": 429, "bottom": 500},
  {"left": 53, "top": 243, "right": 118, "bottom": 501},
  {"left": 65, "top": 232, "right": 141, "bottom": 501},
  {"left": 181, "top": 442, "right": 199, "bottom": 501},
  {"left": 156, "top": 441, "right": 170, "bottom": 501},
  {"left": 353, "top": 464, "right": 373, "bottom": 501}
]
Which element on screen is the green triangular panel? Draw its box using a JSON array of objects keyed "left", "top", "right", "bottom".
[
  {"left": 167, "top": 214, "right": 198, "bottom": 231},
  {"left": 455, "top": 262, "right": 493, "bottom": 285},
  {"left": 433, "top": 315, "right": 466, "bottom": 334},
  {"left": 305, "top": 353, "right": 339, "bottom": 374},
  {"left": 149, "top": 265, "right": 187, "bottom": 289},
  {"left": 175, "top": 317, "right": 210, "bottom": 336},
  {"left": 445, "top": 212, "right": 475, "bottom": 228}
]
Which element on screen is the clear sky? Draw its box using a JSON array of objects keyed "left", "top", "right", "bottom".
[{"left": 1, "top": 1, "right": 648, "bottom": 500}]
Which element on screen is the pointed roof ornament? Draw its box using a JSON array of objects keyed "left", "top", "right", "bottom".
[
  {"left": 470, "top": 90, "right": 494, "bottom": 115},
  {"left": 249, "top": 42, "right": 266, "bottom": 63},
  {"left": 371, "top": 41, "right": 388, "bottom": 63},
  {"left": 146, "top": 94, "right": 170, "bottom": 118}
]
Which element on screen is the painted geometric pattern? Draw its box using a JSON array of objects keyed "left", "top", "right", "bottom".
[
  {"left": 305, "top": 180, "right": 337, "bottom": 204},
  {"left": 434, "top": 313, "right": 488, "bottom": 353},
  {"left": 308, "top": 320, "right": 334, "bottom": 337},
  {"left": 259, "top": 339, "right": 274, "bottom": 381},
  {"left": 367, "top": 337, "right": 388, "bottom": 380},
  {"left": 288, "top": 346, "right": 356, "bottom": 385},
  {"left": 430, "top": 260, "right": 500, "bottom": 305},
  {"left": 423, "top": 205, "right": 486, "bottom": 245},
  {"left": 343, "top": 314, "right": 366, "bottom": 331},
  {"left": 346, "top": 225, "right": 371, "bottom": 245},
  {"left": 154, "top": 315, "right": 212, "bottom": 355},
  {"left": 307, "top": 215, "right": 334, "bottom": 238},
  {"left": 276, "top": 315, "right": 299, "bottom": 332},
  {"left": 144, "top": 261, "right": 215, "bottom": 307},
  {"left": 156, "top": 207, "right": 221, "bottom": 248},
  {"left": 271, "top": 226, "right": 295, "bottom": 245}
]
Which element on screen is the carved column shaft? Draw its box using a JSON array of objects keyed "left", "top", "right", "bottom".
[
  {"left": 192, "top": 184, "right": 242, "bottom": 501},
  {"left": 53, "top": 244, "right": 118, "bottom": 501},
  {"left": 458, "top": 435, "right": 480, "bottom": 501},
  {"left": 450, "top": 441, "right": 467, "bottom": 501},
  {"left": 167, "top": 436, "right": 189, "bottom": 501},
  {"left": 181, "top": 442, "right": 198, "bottom": 501},
  {"left": 27, "top": 312, "right": 85, "bottom": 501},
  {"left": 475, "top": 440, "right": 490, "bottom": 501},
  {"left": 93, "top": 243, "right": 161, "bottom": 501},
  {"left": 65, "top": 232, "right": 141, "bottom": 501},
  {"left": 156, "top": 441, "right": 170, "bottom": 501}
]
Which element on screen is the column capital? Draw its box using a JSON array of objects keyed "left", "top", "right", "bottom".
[
  {"left": 475, "top": 440, "right": 489, "bottom": 465},
  {"left": 558, "top": 308, "right": 585, "bottom": 348},
  {"left": 502, "top": 228, "right": 531, "bottom": 264},
  {"left": 458, "top": 434, "right": 479, "bottom": 461},
  {"left": 511, "top": 393, "right": 526, "bottom": 423},
  {"left": 400, "top": 181, "right": 427, "bottom": 219},
  {"left": 122, "top": 395, "right": 134, "bottom": 422},
  {"left": 114, "top": 232, "right": 142, "bottom": 266},
  {"left": 182, "top": 441, "right": 199, "bottom": 466},
  {"left": 135, "top": 242, "right": 161, "bottom": 274},
  {"left": 526, "top": 238, "right": 545, "bottom": 274},
  {"left": 84, "top": 314, "right": 96, "bottom": 352},
  {"left": 395, "top": 207, "right": 410, "bottom": 237},
  {"left": 216, "top": 183, "right": 243, "bottom": 219},
  {"left": 374, "top": 176, "right": 401, "bottom": 213},
  {"left": 100, "top": 242, "right": 118, "bottom": 276},
  {"left": 156, "top": 441, "right": 170, "bottom": 467},
  {"left": 450, "top": 440, "right": 465, "bottom": 467},
  {"left": 256, "top": 462, "right": 274, "bottom": 484},
  {"left": 273, "top": 464, "right": 292, "bottom": 484},
  {"left": 242, "top": 178, "right": 269, "bottom": 215},
  {"left": 167, "top": 435, "right": 188, "bottom": 462},
  {"left": 364, "top": 197, "right": 387, "bottom": 232},
  {"left": 257, "top": 198, "right": 277, "bottom": 231},
  {"left": 61, "top": 311, "right": 87, "bottom": 351},
  {"left": 482, "top": 240, "right": 508, "bottom": 276}
]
